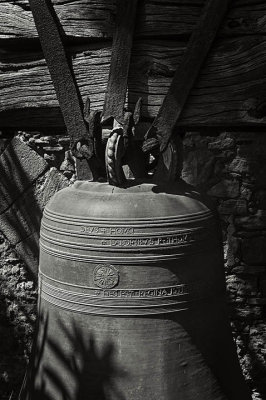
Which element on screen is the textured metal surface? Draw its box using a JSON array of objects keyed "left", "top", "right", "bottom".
[
  {"left": 39, "top": 271, "right": 223, "bottom": 316},
  {"left": 22, "top": 180, "right": 251, "bottom": 400}
]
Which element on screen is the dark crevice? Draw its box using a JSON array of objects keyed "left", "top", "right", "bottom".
[
  {"left": 9, "top": 1, "right": 31, "bottom": 12},
  {"left": 0, "top": 37, "right": 112, "bottom": 52},
  {"left": 2, "top": 32, "right": 266, "bottom": 57},
  {"left": 233, "top": 0, "right": 266, "bottom": 8},
  {"left": 147, "top": 0, "right": 202, "bottom": 6}
]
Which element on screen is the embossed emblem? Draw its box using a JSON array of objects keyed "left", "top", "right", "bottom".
[{"left": 93, "top": 264, "right": 119, "bottom": 289}]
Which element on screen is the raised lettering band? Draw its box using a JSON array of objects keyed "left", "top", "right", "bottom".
[
  {"left": 39, "top": 273, "right": 224, "bottom": 316},
  {"left": 40, "top": 230, "right": 198, "bottom": 249},
  {"left": 40, "top": 207, "right": 217, "bottom": 264}
]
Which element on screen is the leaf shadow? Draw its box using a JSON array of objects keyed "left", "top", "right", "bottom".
[{"left": 19, "top": 308, "right": 128, "bottom": 400}]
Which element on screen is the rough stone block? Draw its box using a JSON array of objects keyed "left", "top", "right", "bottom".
[
  {"left": 0, "top": 168, "right": 69, "bottom": 244},
  {"left": 249, "top": 323, "right": 266, "bottom": 360},
  {"left": 0, "top": 183, "right": 42, "bottom": 245},
  {"left": 208, "top": 137, "right": 235, "bottom": 151},
  {"left": 0, "top": 138, "right": 10, "bottom": 155},
  {"left": 235, "top": 212, "right": 266, "bottom": 230},
  {"left": 228, "top": 157, "right": 252, "bottom": 175},
  {"left": 253, "top": 190, "right": 266, "bottom": 210},
  {"left": 15, "top": 232, "right": 40, "bottom": 278},
  {"left": 0, "top": 137, "right": 48, "bottom": 214},
  {"left": 232, "top": 265, "right": 266, "bottom": 275},
  {"left": 219, "top": 199, "right": 247, "bottom": 215},
  {"left": 42, "top": 145, "right": 64, "bottom": 153},
  {"left": 182, "top": 148, "right": 215, "bottom": 187},
  {"left": 34, "top": 138, "right": 50, "bottom": 146},
  {"left": 247, "top": 298, "right": 266, "bottom": 305},
  {"left": 229, "top": 305, "right": 263, "bottom": 320},
  {"left": 259, "top": 277, "right": 266, "bottom": 296},
  {"left": 208, "top": 179, "right": 240, "bottom": 198},
  {"left": 58, "top": 137, "right": 70, "bottom": 146},
  {"left": 234, "top": 132, "right": 256, "bottom": 144},
  {"left": 226, "top": 275, "right": 258, "bottom": 296},
  {"left": 60, "top": 150, "right": 75, "bottom": 172},
  {"left": 42, "top": 167, "right": 69, "bottom": 206},
  {"left": 240, "top": 184, "right": 253, "bottom": 201},
  {"left": 237, "top": 144, "right": 255, "bottom": 158},
  {"left": 242, "top": 237, "right": 266, "bottom": 265},
  {"left": 183, "top": 132, "right": 206, "bottom": 149},
  {"left": 256, "top": 165, "right": 266, "bottom": 188},
  {"left": 0, "top": 167, "right": 69, "bottom": 275},
  {"left": 44, "top": 153, "right": 56, "bottom": 164}
]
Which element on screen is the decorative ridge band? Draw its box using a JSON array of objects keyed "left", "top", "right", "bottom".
[
  {"left": 41, "top": 220, "right": 204, "bottom": 239},
  {"left": 40, "top": 230, "right": 207, "bottom": 253},
  {"left": 39, "top": 241, "right": 196, "bottom": 263},
  {"left": 44, "top": 207, "right": 213, "bottom": 225},
  {"left": 39, "top": 274, "right": 224, "bottom": 316},
  {"left": 39, "top": 271, "right": 186, "bottom": 292}
]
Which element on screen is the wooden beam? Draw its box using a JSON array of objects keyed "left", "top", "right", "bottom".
[
  {"left": 0, "top": 0, "right": 266, "bottom": 40},
  {"left": 144, "top": 0, "right": 231, "bottom": 152},
  {"left": 1, "top": 37, "right": 266, "bottom": 128}
]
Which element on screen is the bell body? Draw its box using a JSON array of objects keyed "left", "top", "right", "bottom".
[{"left": 23, "top": 180, "right": 251, "bottom": 400}]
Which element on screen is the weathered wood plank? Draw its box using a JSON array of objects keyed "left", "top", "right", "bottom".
[
  {"left": 1, "top": 37, "right": 266, "bottom": 127},
  {"left": 1, "top": 0, "right": 266, "bottom": 40},
  {"left": 144, "top": 0, "right": 231, "bottom": 152},
  {"left": 0, "top": 0, "right": 114, "bottom": 40}
]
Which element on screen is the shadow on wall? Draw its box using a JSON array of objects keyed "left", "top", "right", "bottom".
[
  {"left": 181, "top": 131, "right": 266, "bottom": 400},
  {"left": 0, "top": 136, "right": 48, "bottom": 277},
  {"left": 0, "top": 259, "right": 37, "bottom": 400},
  {"left": 229, "top": 293, "right": 266, "bottom": 399},
  {"left": 0, "top": 135, "right": 69, "bottom": 277},
  {"left": 0, "top": 135, "right": 69, "bottom": 399},
  {"left": 0, "top": 135, "right": 43, "bottom": 398},
  {"left": 247, "top": 334, "right": 266, "bottom": 399},
  {"left": 225, "top": 133, "right": 266, "bottom": 399},
  {"left": 19, "top": 311, "right": 127, "bottom": 400}
]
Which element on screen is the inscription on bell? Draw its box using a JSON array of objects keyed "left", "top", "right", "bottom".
[
  {"left": 99, "top": 285, "right": 188, "bottom": 298},
  {"left": 81, "top": 226, "right": 135, "bottom": 235},
  {"left": 101, "top": 233, "right": 193, "bottom": 247}
]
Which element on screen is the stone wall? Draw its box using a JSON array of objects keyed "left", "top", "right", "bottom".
[
  {"left": 0, "top": 132, "right": 73, "bottom": 399},
  {"left": 182, "top": 131, "right": 266, "bottom": 400},
  {"left": 0, "top": 130, "right": 265, "bottom": 399}
]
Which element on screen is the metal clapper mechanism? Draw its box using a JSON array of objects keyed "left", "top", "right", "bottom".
[
  {"left": 28, "top": 0, "right": 233, "bottom": 188},
  {"left": 28, "top": 0, "right": 143, "bottom": 185},
  {"left": 28, "top": 0, "right": 231, "bottom": 188}
]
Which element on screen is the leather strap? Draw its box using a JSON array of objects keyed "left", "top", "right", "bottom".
[
  {"left": 29, "top": 0, "right": 93, "bottom": 178},
  {"left": 143, "top": 0, "right": 231, "bottom": 154},
  {"left": 101, "top": 0, "right": 139, "bottom": 126},
  {"left": 101, "top": 0, "right": 139, "bottom": 186}
]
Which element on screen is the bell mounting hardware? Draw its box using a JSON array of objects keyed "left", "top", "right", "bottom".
[
  {"left": 30, "top": 0, "right": 230, "bottom": 184},
  {"left": 29, "top": 0, "right": 140, "bottom": 182}
]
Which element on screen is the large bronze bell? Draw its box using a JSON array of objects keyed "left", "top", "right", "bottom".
[{"left": 20, "top": 134, "right": 251, "bottom": 399}]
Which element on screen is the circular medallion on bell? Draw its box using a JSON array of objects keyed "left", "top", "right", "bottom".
[{"left": 93, "top": 264, "right": 119, "bottom": 289}]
